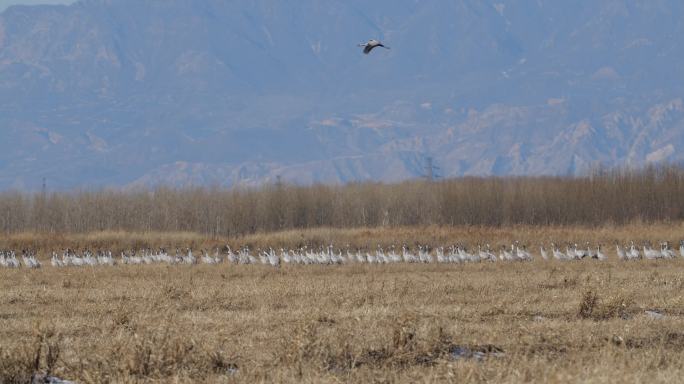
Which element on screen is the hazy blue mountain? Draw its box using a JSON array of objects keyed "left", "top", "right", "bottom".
[{"left": 1, "top": 0, "right": 684, "bottom": 189}]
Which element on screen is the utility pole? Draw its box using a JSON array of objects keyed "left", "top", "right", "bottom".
[
  {"left": 274, "top": 174, "right": 285, "bottom": 230},
  {"left": 425, "top": 157, "right": 434, "bottom": 181},
  {"left": 39, "top": 177, "right": 47, "bottom": 232},
  {"left": 423, "top": 156, "right": 441, "bottom": 181}
]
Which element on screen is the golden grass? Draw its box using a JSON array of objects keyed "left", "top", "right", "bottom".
[
  {"left": 2, "top": 226, "right": 684, "bottom": 383},
  {"left": 2, "top": 223, "right": 684, "bottom": 255}
]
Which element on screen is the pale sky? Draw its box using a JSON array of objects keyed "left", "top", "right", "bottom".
[{"left": 0, "top": 0, "right": 75, "bottom": 12}]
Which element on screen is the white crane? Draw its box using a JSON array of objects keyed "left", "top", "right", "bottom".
[
  {"left": 226, "top": 246, "right": 238, "bottom": 264},
  {"left": 355, "top": 250, "right": 366, "bottom": 264},
  {"left": 660, "top": 242, "right": 675, "bottom": 259},
  {"left": 182, "top": 248, "right": 196, "bottom": 265},
  {"left": 551, "top": 243, "right": 567, "bottom": 261},
  {"left": 21, "top": 250, "right": 41, "bottom": 269},
  {"left": 585, "top": 243, "right": 597, "bottom": 259},
  {"left": 358, "top": 39, "right": 390, "bottom": 54},
  {"left": 643, "top": 243, "right": 659, "bottom": 260},
  {"left": 573, "top": 243, "right": 588, "bottom": 259},
  {"left": 540, "top": 246, "right": 549, "bottom": 261},
  {"left": 402, "top": 245, "right": 416, "bottom": 263},
  {"left": 51, "top": 252, "right": 63, "bottom": 268},
  {"left": 281, "top": 248, "right": 292, "bottom": 264},
  {"left": 388, "top": 246, "right": 402, "bottom": 263},
  {"left": 596, "top": 245, "right": 607, "bottom": 261},
  {"left": 7, "top": 252, "right": 20, "bottom": 268},
  {"left": 267, "top": 248, "right": 281, "bottom": 267},
  {"left": 500, "top": 246, "right": 515, "bottom": 262},
  {"left": 628, "top": 242, "right": 641, "bottom": 260},
  {"left": 479, "top": 245, "right": 497, "bottom": 262},
  {"left": 201, "top": 249, "right": 217, "bottom": 264},
  {"left": 514, "top": 243, "right": 532, "bottom": 261}
]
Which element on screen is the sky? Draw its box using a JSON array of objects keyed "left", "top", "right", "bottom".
[
  {"left": 0, "top": 0, "right": 74, "bottom": 12},
  {"left": 0, "top": 0, "right": 683, "bottom": 189}
]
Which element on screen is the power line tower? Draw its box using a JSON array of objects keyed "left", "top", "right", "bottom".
[{"left": 423, "top": 156, "right": 441, "bottom": 181}]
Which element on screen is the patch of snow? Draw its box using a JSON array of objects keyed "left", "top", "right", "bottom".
[
  {"left": 86, "top": 132, "right": 108, "bottom": 152},
  {"left": 591, "top": 66, "right": 620, "bottom": 81},
  {"left": 48, "top": 131, "right": 62, "bottom": 145},
  {"left": 623, "top": 38, "right": 652, "bottom": 50},
  {"left": 310, "top": 40, "right": 322, "bottom": 55},
  {"left": 135, "top": 62, "right": 146, "bottom": 81},
  {"left": 646, "top": 144, "right": 674, "bottom": 163},
  {"left": 316, "top": 118, "right": 340, "bottom": 127},
  {"left": 570, "top": 120, "right": 594, "bottom": 143}
]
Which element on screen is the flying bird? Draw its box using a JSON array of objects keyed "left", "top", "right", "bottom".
[{"left": 358, "top": 39, "right": 390, "bottom": 54}]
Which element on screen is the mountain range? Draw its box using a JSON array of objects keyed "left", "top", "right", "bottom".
[{"left": 1, "top": 0, "right": 684, "bottom": 190}]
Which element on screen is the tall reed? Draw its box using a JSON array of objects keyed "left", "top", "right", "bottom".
[{"left": 1, "top": 165, "right": 683, "bottom": 235}]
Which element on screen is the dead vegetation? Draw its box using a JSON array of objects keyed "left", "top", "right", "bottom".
[
  {"left": 1, "top": 222, "right": 684, "bottom": 257},
  {"left": 2, "top": 169, "right": 684, "bottom": 382},
  {"left": 2, "top": 166, "right": 684, "bottom": 236},
  {"left": 2, "top": 248, "right": 684, "bottom": 383},
  {"left": 578, "top": 290, "right": 635, "bottom": 320},
  {"left": 0, "top": 326, "right": 62, "bottom": 384}
]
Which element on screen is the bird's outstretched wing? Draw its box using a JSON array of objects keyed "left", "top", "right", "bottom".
[{"left": 363, "top": 45, "right": 373, "bottom": 54}]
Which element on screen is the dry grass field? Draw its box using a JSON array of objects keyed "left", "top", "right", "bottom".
[
  {"left": 2, "top": 222, "right": 684, "bottom": 253},
  {"left": 2, "top": 226, "right": 684, "bottom": 383}
]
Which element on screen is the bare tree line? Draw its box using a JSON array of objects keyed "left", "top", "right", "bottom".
[{"left": 1, "top": 166, "right": 683, "bottom": 235}]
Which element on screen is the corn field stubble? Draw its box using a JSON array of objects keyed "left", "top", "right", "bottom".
[{"left": 2, "top": 228, "right": 684, "bottom": 382}]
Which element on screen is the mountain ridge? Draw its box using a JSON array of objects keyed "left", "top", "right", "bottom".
[{"left": 1, "top": 0, "right": 684, "bottom": 190}]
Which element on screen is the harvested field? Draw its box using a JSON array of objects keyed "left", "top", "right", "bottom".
[
  {"left": 2, "top": 227, "right": 684, "bottom": 383},
  {"left": 1, "top": 222, "right": 684, "bottom": 254}
]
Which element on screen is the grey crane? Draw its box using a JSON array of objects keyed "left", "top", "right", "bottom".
[{"left": 358, "top": 39, "right": 390, "bottom": 54}]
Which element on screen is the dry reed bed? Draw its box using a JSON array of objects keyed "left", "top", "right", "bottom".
[
  {"left": 2, "top": 166, "right": 684, "bottom": 236},
  {"left": 2, "top": 259, "right": 684, "bottom": 383}
]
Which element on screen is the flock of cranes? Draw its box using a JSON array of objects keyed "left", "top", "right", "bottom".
[
  {"left": 0, "top": 250, "right": 41, "bottom": 269},
  {"left": 2, "top": 241, "right": 684, "bottom": 270},
  {"left": 614, "top": 241, "right": 681, "bottom": 260},
  {"left": 541, "top": 242, "right": 681, "bottom": 261}
]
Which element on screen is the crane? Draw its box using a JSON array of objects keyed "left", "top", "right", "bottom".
[{"left": 358, "top": 39, "right": 390, "bottom": 54}]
